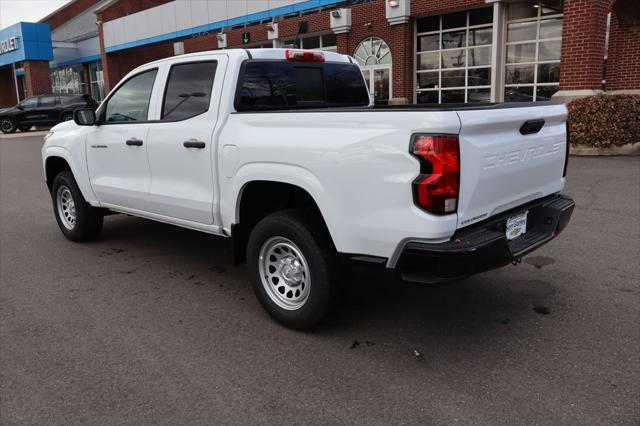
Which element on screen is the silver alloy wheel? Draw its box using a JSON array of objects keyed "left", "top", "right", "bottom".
[
  {"left": 56, "top": 185, "right": 76, "bottom": 230},
  {"left": 258, "top": 236, "right": 311, "bottom": 310},
  {"left": 1, "top": 118, "right": 14, "bottom": 133}
]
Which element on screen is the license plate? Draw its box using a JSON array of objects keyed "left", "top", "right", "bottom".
[{"left": 506, "top": 211, "right": 528, "bottom": 240}]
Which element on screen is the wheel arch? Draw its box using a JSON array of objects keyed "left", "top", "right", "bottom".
[
  {"left": 229, "top": 177, "right": 338, "bottom": 263},
  {"left": 42, "top": 146, "right": 98, "bottom": 204}
]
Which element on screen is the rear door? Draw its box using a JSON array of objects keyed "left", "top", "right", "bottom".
[
  {"left": 455, "top": 103, "right": 568, "bottom": 229},
  {"left": 86, "top": 68, "right": 159, "bottom": 211},
  {"left": 145, "top": 56, "right": 227, "bottom": 224}
]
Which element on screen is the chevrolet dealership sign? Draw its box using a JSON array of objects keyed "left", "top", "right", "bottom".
[
  {"left": 0, "top": 36, "right": 19, "bottom": 54},
  {"left": 0, "top": 22, "right": 53, "bottom": 67}
]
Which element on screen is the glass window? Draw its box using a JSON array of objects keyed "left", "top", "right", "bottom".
[
  {"left": 441, "top": 70, "right": 465, "bottom": 87},
  {"left": 302, "top": 36, "right": 320, "bottom": 50},
  {"left": 442, "top": 31, "right": 466, "bottom": 49},
  {"left": 162, "top": 62, "right": 217, "bottom": 121},
  {"left": 442, "top": 11, "right": 467, "bottom": 30},
  {"left": 235, "top": 61, "right": 369, "bottom": 111},
  {"left": 416, "top": 7, "right": 493, "bottom": 104},
  {"left": 507, "top": 43, "right": 536, "bottom": 63},
  {"left": 507, "top": 22, "right": 537, "bottom": 42},
  {"left": 50, "top": 65, "right": 85, "bottom": 95},
  {"left": 441, "top": 89, "right": 465, "bottom": 103},
  {"left": 322, "top": 34, "right": 337, "bottom": 48},
  {"left": 469, "top": 28, "right": 492, "bottom": 46},
  {"left": 19, "top": 97, "right": 37, "bottom": 109},
  {"left": 39, "top": 96, "right": 56, "bottom": 107},
  {"left": 105, "top": 69, "right": 157, "bottom": 122},
  {"left": 353, "top": 37, "right": 392, "bottom": 66},
  {"left": 468, "top": 47, "right": 491, "bottom": 66},
  {"left": 442, "top": 49, "right": 466, "bottom": 68},
  {"left": 505, "top": 1, "right": 563, "bottom": 101},
  {"left": 418, "top": 52, "right": 439, "bottom": 70},
  {"left": 89, "top": 61, "right": 104, "bottom": 102},
  {"left": 416, "top": 16, "right": 439, "bottom": 33},
  {"left": 419, "top": 34, "right": 439, "bottom": 52}
]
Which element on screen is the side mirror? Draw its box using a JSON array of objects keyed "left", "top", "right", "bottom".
[{"left": 74, "top": 109, "right": 96, "bottom": 126}]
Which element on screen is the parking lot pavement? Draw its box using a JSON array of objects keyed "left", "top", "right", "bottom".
[{"left": 1, "top": 134, "right": 638, "bottom": 425}]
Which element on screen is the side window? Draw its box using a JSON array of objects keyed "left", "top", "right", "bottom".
[
  {"left": 19, "top": 97, "right": 38, "bottom": 109},
  {"left": 162, "top": 61, "right": 217, "bottom": 121},
  {"left": 105, "top": 69, "right": 158, "bottom": 122},
  {"left": 39, "top": 96, "right": 56, "bottom": 107}
]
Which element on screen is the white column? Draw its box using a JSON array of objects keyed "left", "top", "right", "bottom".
[{"left": 490, "top": 1, "right": 506, "bottom": 103}]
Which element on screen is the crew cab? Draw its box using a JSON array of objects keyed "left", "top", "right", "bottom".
[
  {"left": 1, "top": 94, "right": 98, "bottom": 133},
  {"left": 42, "top": 49, "right": 574, "bottom": 329}
]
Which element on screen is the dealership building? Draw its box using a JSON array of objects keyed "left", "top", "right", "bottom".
[{"left": 0, "top": 0, "right": 638, "bottom": 108}]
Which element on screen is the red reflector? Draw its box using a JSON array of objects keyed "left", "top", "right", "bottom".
[
  {"left": 285, "top": 49, "right": 325, "bottom": 62},
  {"left": 411, "top": 135, "right": 460, "bottom": 215}
]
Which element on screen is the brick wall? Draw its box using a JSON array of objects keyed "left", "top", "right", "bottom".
[
  {"left": 0, "top": 66, "right": 18, "bottom": 108},
  {"left": 103, "top": 42, "right": 174, "bottom": 91},
  {"left": 23, "top": 61, "right": 52, "bottom": 97},
  {"left": 559, "top": 0, "right": 610, "bottom": 91},
  {"left": 606, "top": 11, "right": 640, "bottom": 90}
]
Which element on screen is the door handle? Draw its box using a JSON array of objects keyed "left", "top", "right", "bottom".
[
  {"left": 183, "top": 140, "right": 206, "bottom": 149},
  {"left": 126, "top": 138, "right": 143, "bottom": 146}
]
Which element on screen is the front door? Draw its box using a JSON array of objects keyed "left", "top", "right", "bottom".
[
  {"left": 145, "top": 57, "right": 226, "bottom": 224},
  {"left": 86, "top": 68, "right": 159, "bottom": 211},
  {"left": 362, "top": 67, "right": 391, "bottom": 105}
]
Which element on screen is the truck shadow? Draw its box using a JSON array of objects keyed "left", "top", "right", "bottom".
[{"left": 97, "top": 214, "right": 560, "bottom": 353}]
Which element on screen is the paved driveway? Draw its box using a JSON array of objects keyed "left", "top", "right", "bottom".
[{"left": 1, "top": 134, "right": 638, "bottom": 424}]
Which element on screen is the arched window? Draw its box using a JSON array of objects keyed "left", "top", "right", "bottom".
[
  {"left": 353, "top": 37, "right": 392, "bottom": 104},
  {"left": 353, "top": 37, "right": 392, "bottom": 66}
]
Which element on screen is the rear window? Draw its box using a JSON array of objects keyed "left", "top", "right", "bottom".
[{"left": 235, "top": 60, "right": 370, "bottom": 111}]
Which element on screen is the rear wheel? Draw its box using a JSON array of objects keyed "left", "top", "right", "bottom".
[
  {"left": 51, "top": 171, "right": 103, "bottom": 241},
  {"left": 247, "top": 210, "right": 339, "bottom": 330},
  {"left": 18, "top": 125, "right": 32, "bottom": 132},
  {"left": 0, "top": 117, "right": 16, "bottom": 134}
]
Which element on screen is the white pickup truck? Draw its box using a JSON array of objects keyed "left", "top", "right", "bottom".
[{"left": 42, "top": 48, "right": 574, "bottom": 329}]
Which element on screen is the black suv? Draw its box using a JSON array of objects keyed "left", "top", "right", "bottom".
[{"left": 0, "top": 94, "right": 99, "bottom": 134}]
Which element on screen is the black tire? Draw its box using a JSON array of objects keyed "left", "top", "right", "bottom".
[
  {"left": 18, "top": 125, "right": 32, "bottom": 132},
  {"left": 61, "top": 112, "right": 74, "bottom": 122},
  {"left": 51, "top": 171, "right": 103, "bottom": 242},
  {"left": 0, "top": 117, "right": 16, "bottom": 134},
  {"left": 247, "top": 209, "right": 340, "bottom": 330}
]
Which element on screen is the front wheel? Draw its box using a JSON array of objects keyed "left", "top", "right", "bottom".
[
  {"left": 51, "top": 171, "right": 103, "bottom": 242},
  {"left": 0, "top": 117, "right": 16, "bottom": 134},
  {"left": 247, "top": 210, "right": 340, "bottom": 330}
]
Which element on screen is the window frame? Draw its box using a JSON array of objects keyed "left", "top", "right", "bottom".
[
  {"left": 97, "top": 68, "right": 159, "bottom": 125},
  {"left": 415, "top": 7, "right": 494, "bottom": 104},
  {"left": 504, "top": 1, "right": 563, "bottom": 102},
  {"left": 159, "top": 60, "right": 218, "bottom": 122}
]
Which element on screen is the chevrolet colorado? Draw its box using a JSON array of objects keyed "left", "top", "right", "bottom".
[{"left": 42, "top": 48, "right": 574, "bottom": 329}]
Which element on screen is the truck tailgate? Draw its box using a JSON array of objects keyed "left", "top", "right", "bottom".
[{"left": 456, "top": 103, "right": 568, "bottom": 229}]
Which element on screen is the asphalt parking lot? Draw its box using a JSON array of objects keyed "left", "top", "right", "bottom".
[{"left": 1, "top": 133, "right": 639, "bottom": 425}]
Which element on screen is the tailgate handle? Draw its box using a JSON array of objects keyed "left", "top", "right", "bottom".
[{"left": 520, "top": 119, "right": 545, "bottom": 135}]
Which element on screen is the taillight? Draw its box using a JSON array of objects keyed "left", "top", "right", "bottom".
[
  {"left": 286, "top": 49, "right": 325, "bottom": 62},
  {"left": 410, "top": 134, "right": 460, "bottom": 215},
  {"left": 563, "top": 121, "right": 569, "bottom": 177}
]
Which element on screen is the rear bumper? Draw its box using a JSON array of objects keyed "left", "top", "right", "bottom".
[{"left": 395, "top": 194, "right": 575, "bottom": 284}]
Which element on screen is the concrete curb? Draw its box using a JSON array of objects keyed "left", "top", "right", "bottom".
[{"left": 570, "top": 143, "right": 640, "bottom": 156}]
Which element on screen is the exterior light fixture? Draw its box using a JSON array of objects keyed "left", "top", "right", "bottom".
[
  {"left": 331, "top": 10, "right": 341, "bottom": 18},
  {"left": 388, "top": 0, "right": 399, "bottom": 8},
  {"left": 266, "top": 23, "right": 275, "bottom": 32}
]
